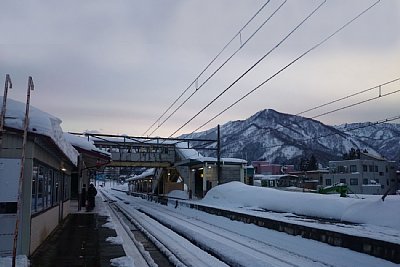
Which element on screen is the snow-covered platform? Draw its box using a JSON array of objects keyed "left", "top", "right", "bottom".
[
  {"left": 129, "top": 182, "right": 400, "bottom": 264},
  {"left": 29, "top": 197, "right": 126, "bottom": 267}
]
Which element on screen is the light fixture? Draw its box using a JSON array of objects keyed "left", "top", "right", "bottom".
[{"left": 60, "top": 163, "right": 66, "bottom": 172}]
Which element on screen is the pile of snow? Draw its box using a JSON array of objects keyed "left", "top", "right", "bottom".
[
  {"left": 202, "top": 182, "right": 400, "bottom": 230},
  {"left": 2, "top": 97, "right": 78, "bottom": 165}
]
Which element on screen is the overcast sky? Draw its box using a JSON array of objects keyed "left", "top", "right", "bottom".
[{"left": 1, "top": 0, "right": 399, "bottom": 137}]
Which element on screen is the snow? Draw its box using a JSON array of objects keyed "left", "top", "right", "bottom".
[
  {"left": 2, "top": 97, "right": 79, "bottom": 165},
  {"left": 107, "top": 236, "right": 124, "bottom": 245},
  {"left": 97, "top": 189, "right": 153, "bottom": 267},
  {"left": 126, "top": 168, "right": 155, "bottom": 181},
  {"left": 110, "top": 256, "right": 135, "bottom": 267},
  {"left": 201, "top": 182, "right": 400, "bottom": 231},
  {"left": 64, "top": 132, "right": 111, "bottom": 156},
  {"left": 175, "top": 142, "right": 203, "bottom": 159},
  {"left": 102, "top": 221, "right": 116, "bottom": 229},
  {"left": 0, "top": 255, "right": 29, "bottom": 267},
  {"left": 104, "top": 186, "right": 399, "bottom": 267},
  {"left": 168, "top": 190, "right": 189, "bottom": 200}
]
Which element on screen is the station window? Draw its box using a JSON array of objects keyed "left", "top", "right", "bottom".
[
  {"left": 339, "top": 178, "right": 346, "bottom": 184},
  {"left": 31, "top": 162, "right": 70, "bottom": 215},
  {"left": 37, "top": 166, "right": 44, "bottom": 211},
  {"left": 325, "top": 179, "right": 332, "bottom": 186},
  {"left": 363, "top": 165, "right": 368, "bottom": 172},
  {"left": 31, "top": 166, "right": 38, "bottom": 212}
]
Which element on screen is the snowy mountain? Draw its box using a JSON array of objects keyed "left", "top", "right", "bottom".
[
  {"left": 182, "top": 109, "right": 398, "bottom": 166},
  {"left": 336, "top": 122, "right": 400, "bottom": 163}
]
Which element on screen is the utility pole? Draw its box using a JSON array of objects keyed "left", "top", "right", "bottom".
[
  {"left": 12, "top": 77, "right": 34, "bottom": 267},
  {"left": 0, "top": 74, "right": 12, "bottom": 148},
  {"left": 217, "top": 125, "right": 221, "bottom": 185}
]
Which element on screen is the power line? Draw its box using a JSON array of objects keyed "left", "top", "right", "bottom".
[
  {"left": 169, "top": 0, "right": 328, "bottom": 137},
  {"left": 148, "top": 0, "right": 288, "bottom": 137},
  {"left": 187, "top": 0, "right": 381, "bottom": 136},
  {"left": 296, "top": 77, "right": 400, "bottom": 116},
  {"left": 311, "top": 88, "right": 400, "bottom": 120},
  {"left": 186, "top": 77, "right": 400, "bottom": 155},
  {"left": 220, "top": 85, "right": 400, "bottom": 149},
  {"left": 143, "top": 1, "right": 272, "bottom": 136},
  {"left": 222, "top": 114, "right": 400, "bottom": 155}
]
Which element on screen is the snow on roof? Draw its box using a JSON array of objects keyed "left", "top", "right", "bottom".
[
  {"left": 175, "top": 142, "right": 246, "bottom": 164},
  {"left": 2, "top": 97, "right": 78, "bottom": 165},
  {"left": 126, "top": 168, "right": 155, "bottom": 181},
  {"left": 254, "top": 174, "right": 298, "bottom": 180},
  {"left": 64, "top": 133, "right": 111, "bottom": 157},
  {"left": 193, "top": 157, "right": 247, "bottom": 164},
  {"left": 202, "top": 182, "right": 400, "bottom": 230},
  {"left": 175, "top": 142, "right": 203, "bottom": 160}
]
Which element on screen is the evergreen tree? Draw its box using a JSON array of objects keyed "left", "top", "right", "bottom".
[{"left": 308, "top": 154, "right": 318, "bottom": 170}]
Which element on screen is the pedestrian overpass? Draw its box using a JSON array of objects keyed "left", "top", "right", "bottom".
[
  {"left": 69, "top": 132, "right": 219, "bottom": 168},
  {"left": 69, "top": 130, "right": 245, "bottom": 198}
]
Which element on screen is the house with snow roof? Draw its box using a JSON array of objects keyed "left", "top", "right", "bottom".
[
  {"left": 0, "top": 97, "right": 110, "bottom": 257},
  {"left": 322, "top": 152, "right": 398, "bottom": 195},
  {"left": 174, "top": 144, "right": 247, "bottom": 198}
]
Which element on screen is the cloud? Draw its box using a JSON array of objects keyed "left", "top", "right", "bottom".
[{"left": 1, "top": 0, "right": 399, "bottom": 137}]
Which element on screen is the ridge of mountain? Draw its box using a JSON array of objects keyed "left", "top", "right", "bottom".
[{"left": 182, "top": 109, "right": 399, "bottom": 166}]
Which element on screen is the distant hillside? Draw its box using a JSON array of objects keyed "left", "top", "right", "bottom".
[
  {"left": 335, "top": 122, "right": 400, "bottom": 163},
  {"left": 182, "top": 109, "right": 398, "bottom": 167}
]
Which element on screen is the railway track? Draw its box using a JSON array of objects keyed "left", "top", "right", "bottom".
[
  {"left": 101, "top": 190, "right": 228, "bottom": 267},
  {"left": 102, "top": 190, "right": 338, "bottom": 267}
]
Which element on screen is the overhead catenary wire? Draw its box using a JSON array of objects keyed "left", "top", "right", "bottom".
[
  {"left": 148, "top": 0, "right": 288, "bottom": 137},
  {"left": 185, "top": 0, "right": 381, "bottom": 136},
  {"left": 143, "top": 0, "right": 272, "bottom": 136},
  {"left": 296, "top": 77, "right": 400, "bottom": 116},
  {"left": 220, "top": 84, "right": 400, "bottom": 149},
  {"left": 310, "top": 88, "right": 400, "bottom": 120},
  {"left": 169, "top": 0, "right": 328, "bottom": 137}
]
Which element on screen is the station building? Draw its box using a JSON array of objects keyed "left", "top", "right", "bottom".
[
  {"left": 0, "top": 98, "right": 79, "bottom": 256},
  {"left": 126, "top": 143, "right": 247, "bottom": 199},
  {"left": 0, "top": 98, "right": 110, "bottom": 257}
]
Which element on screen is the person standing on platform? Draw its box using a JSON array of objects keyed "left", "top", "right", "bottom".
[{"left": 87, "top": 183, "right": 97, "bottom": 211}]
